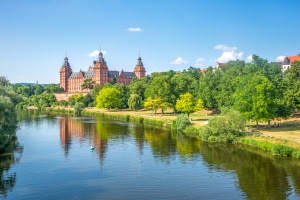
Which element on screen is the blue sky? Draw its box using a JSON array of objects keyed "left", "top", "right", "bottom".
[{"left": 1, "top": 0, "right": 300, "bottom": 84}]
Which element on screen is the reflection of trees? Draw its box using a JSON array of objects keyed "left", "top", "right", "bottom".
[
  {"left": 172, "top": 131, "right": 202, "bottom": 158},
  {"left": 199, "top": 142, "right": 300, "bottom": 199},
  {"left": 144, "top": 127, "right": 177, "bottom": 162},
  {"left": 0, "top": 134, "right": 23, "bottom": 198}
]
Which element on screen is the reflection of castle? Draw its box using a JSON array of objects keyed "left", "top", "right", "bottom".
[{"left": 59, "top": 117, "right": 107, "bottom": 160}]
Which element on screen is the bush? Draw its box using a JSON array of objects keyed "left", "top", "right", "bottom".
[
  {"left": 272, "top": 145, "right": 293, "bottom": 157},
  {"left": 171, "top": 114, "right": 191, "bottom": 131},
  {"left": 199, "top": 110, "right": 247, "bottom": 143}
]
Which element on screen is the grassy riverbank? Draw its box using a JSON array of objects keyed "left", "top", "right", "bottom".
[{"left": 46, "top": 106, "right": 300, "bottom": 157}]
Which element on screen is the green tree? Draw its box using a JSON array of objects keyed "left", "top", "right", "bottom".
[
  {"left": 198, "top": 68, "right": 220, "bottom": 109},
  {"left": 128, "top": 76, "right": 149, "bottom": 101},
  {"left": 68, "top": 93, "right": 84, "bottom": 106},
  {"left": 44, "top": 84, "right": 64, "bottom": 93},
  {"left": 81, "top": 78, "right": 96, "bottom": 90},
  {"left": 175, "top": 92, "right": 202, "bottom": 117},
  {"left": 144, "top": 96, "right": 166, "bottom": 115},
  {"left": 283, "top": 61, "right": 300, "bottom": 110},
  {"left": 145, "top": 74, "right": 175, "bottom": 109},
  {"left": 234, "top": 74, "right": 277, "bottom": 129},
  {"left": 112, "top": 84, "right": 130, "bottom": 109},
  {"left": 128, "top": 93, "right": 143, "bottom": 110},
  {"left": 34, "top": 83, "right": 44, "bottom": 95},
  {"left": 96, "top": 88, "right": 121, "bottom": 109}
]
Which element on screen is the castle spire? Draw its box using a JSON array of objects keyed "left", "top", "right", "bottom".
[
  {"left": 137, "top": 53, "right": 143, "bottom": 66},
  {"left": 98, "top": 47, "right": 105, "bottom": 62}
]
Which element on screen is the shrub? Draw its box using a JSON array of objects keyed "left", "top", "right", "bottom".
[
  {"left": 171, "top": 114, "right": 191, "bottom": 131},
  {"left": 199, "top": 109, "right": 247, "bottom": 143},
  {"left": 272, "top": 145, "right": 293, "bottom": 157}
]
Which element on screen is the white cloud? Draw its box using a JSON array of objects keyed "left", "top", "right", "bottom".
[
  {"left": 276, "top": 55, "right": 285, "bottom": 62},
  {"left": 217, "top": 51, "right": 244, "bottom": 63},
  {"left": 170, "top": 57, "right": 188, "bottom": 65},
  {"left": 214, "top": 44, "right": 243, "bottom": 63},
  {"left": 127, "top": 27, "right": 142, "bottom": 32},
  {"left": 214, "top": 44, "right": 237, "bottom": 52},
  {"left": 87, "top": 50, "right": 107, "bottom": 57},
  {"left": 196, "top": 57, "right": 205, "bottom": 62},
  {"left": 246, "top": 55, "right": 253, "bottom": 62},
  {"left": 194, "top": 57, "right": 205, "bottom": 67}
]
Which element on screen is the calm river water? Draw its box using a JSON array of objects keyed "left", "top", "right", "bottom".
[{"left": 1, "top": 110, "right": 300, "bottom": 200}]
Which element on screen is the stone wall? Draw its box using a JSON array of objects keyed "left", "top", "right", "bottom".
[{"left": 54, "top": 92, "right": 89, "bottom": 101}]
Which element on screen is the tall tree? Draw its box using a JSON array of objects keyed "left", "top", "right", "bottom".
[
  {"left": 283, "top": 61, "right": 300, "bottom": 110},
  {"left": 128, "top": 93, "right": 143, "bottom": 110},
  {"left": 81, "top": 78, "right": 96, "bottom": 90},
  {"left": 175, "top": 92, "right": 203, "bottom": 117},
  {"left": 96, "top": 88, "right": 121, "bottom": 109},
  {"left": 234, "top": 74, "right": 277, "bottom": 129}
]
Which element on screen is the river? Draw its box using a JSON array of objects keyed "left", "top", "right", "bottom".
[{"left": 0, "top": 110, "right": 300, "bottom": 199}]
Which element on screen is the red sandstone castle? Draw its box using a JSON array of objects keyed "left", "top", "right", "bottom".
[{"left": 59, "top": 51, "right": 146, "bottom": 93}]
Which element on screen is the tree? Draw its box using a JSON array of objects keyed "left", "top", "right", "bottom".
[
  {"left": 44, "top": 84, "right": 64, "bottom": 93},
  {"left": 198, "top": 68, "right": 220, "bottom": 109},
  {"left": 145, "top": 74, "right": 175, "bottom": 109},
  {"left": 144, "top": 96, "right": 166, "bottom": 115},
  {"left": 128, "top": 93, "right": 142, "bottom": 110},
  {"left": 81, "top": 78, "right": 96, "bottom": 90},
  {"left": 128, "top": 76, "right": 149, "bottom": 101},
  {"left": 283, "top": 61, "right": 300, "bottom": 110},
  {"left": 234, "top": 74, "right": 277, "bottom": 129},
  {"left": 68, "top": 93, "right": 84, "bottom": 106},
  {"left": 34, "top": 83, "right": 44, "bottom": 95},
  {"left": 175, "top": 92, "right": 203, "bottom": 117},
  {"left": 112, "top": 84, "right": 130, "bottom": 109},
  {"left": 96, "top": 88, "right": 121, "bottom": 109}
]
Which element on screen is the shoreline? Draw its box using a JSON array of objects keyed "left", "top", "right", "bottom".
[{"left": 44, "top": 106, "right": 300, "bottom": 158}]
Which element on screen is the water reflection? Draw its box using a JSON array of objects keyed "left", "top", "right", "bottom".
[
  {"left": 54, "top": 114, "right": 300, "bottom": 199},
  {"left": 0, "top": 135, "right": 23, "bottom": 198}
]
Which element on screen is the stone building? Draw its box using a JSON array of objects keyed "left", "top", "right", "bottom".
[{"left": 59, "top": 51, "right": 146, "bottom": 93}]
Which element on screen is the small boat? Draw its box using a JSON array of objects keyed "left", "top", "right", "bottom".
[{"left": 90, "top": 146, "right": 95, "bottom": 151}]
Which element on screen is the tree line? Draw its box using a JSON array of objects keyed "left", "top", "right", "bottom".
[{"left": 10, "top": 55, "right": 300, "bottom": 128}]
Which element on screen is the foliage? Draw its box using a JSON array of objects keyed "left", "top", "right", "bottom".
[
  {"left": 81, "top": 78, "right": 96, "bottom": 90},
  {"left": 0, "top": 77, "right": 20, "bottom": 149},
  {"left": 144, "top": 74, "right": 175, "bottom": 109},
  {"left": 199, "top": 110, "right": 247, "bottom": 143},
  {"left": 73, "top": 102, "right": 85, "bottom": 114},
  {"left": 143, "top": 96, "right": 166, "bottom": 115},
  {"left": 234, "top": 74, "right": 277, "bottom": 128},
  {"left": 96, "top": 87, "right": 121, "bottom": 109},
  {"left": 283, "top": 61, "right": 300, "bottom": 110},
  {"left": 68, "top": 93, "right": 84, "bottom": 107},
  {"left": 175, "top": 92, "right": 203, "bottom": 117},
  {"left": 171, "top": 114, "right": 191, "bottom": 131},
  {"left": 128, "top": 93, "right": 143, "bottom": 110}
]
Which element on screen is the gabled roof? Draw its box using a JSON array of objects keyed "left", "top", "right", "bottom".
[{"left": 289, "top": 55, "right": 300, "bottom": 63}]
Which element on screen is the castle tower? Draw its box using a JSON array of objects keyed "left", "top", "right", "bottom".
[
  {"left": 134, "top": 56, "right": 146, "bottom": 79},
  {"left": 282, "top": 56, "right": 291, "bottom": 72},
  {"left": 60, "top": 56, "right": 72, "bottom": 92},
  {"left": 93, "top": 51, "right": 108, "bottom": 85}
]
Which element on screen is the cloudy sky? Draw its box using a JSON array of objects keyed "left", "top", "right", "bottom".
[{"left": 1, "top": 0, "right": 300, "bottom": 83}]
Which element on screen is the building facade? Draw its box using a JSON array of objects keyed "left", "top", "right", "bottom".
[{"left": 59, "top": 51, "right": 146, "bottom": 93}]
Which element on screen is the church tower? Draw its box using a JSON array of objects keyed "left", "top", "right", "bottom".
[
  {"left": 60, "top": 56, "right": 72, "bottom": 92},
  {"left": 93, "top": 51, "right": 108, "bottom": 85},
  {"left": 134, "top": 56, "right": 146, "bottom": 79}
]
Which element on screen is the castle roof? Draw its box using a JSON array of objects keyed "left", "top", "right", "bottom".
[{"left": 69, "top": 70, "right": 136, "bottom": 79}]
